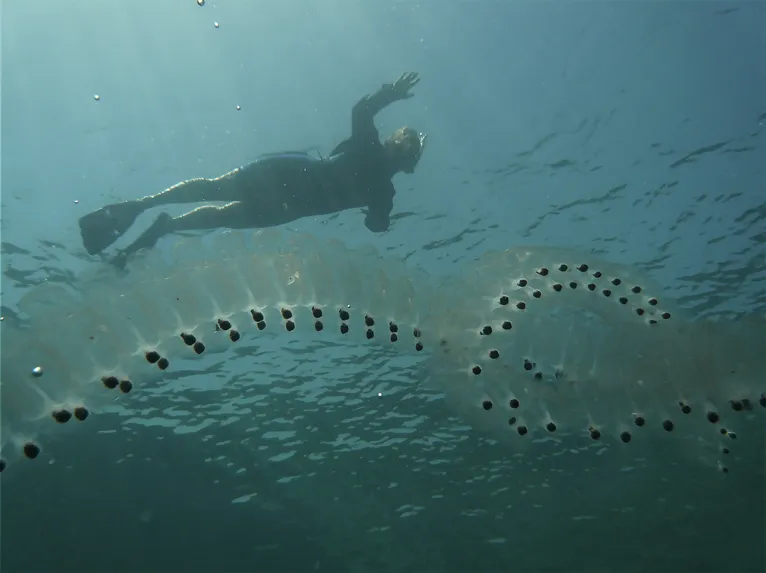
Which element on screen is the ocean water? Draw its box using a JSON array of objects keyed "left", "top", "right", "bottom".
[{"left": 1, "top": 1, "right": 765, "bottom": 572}]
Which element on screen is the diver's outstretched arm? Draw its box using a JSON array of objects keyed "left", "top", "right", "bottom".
[{"left": 351, "top": 73, "right": 420, "bottom": 141}]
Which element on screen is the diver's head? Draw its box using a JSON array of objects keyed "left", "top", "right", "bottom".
[{"left": 384, "top": 126, "right": 427, "bottom": 174}]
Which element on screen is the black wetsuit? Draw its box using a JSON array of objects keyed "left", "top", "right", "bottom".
[{"left": 238, "top": 90, "right": 398, "bottom": 232}]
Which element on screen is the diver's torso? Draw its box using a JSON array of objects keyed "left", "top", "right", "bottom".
[{"left": 239, "top": 139, "right": 390, "bottom": 219}]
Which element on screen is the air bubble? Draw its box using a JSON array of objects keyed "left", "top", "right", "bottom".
[{"left": 32, "top": 366, "right": 44, "bottom": 378}]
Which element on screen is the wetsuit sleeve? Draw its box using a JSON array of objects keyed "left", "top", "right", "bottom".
[
  {"left": 352, "top": 84, "right": 399, "bottom": 143},
  {"left": 364, "top": 181, "right": 395, "bottom": 233}
]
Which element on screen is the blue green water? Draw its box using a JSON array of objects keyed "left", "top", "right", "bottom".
[{"left": 2, "top": 1, "right": 764, "bottom": 571}]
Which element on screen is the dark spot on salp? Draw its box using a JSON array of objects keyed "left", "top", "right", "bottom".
[
  {"left": 119, "top": 379, "right": 133, "bottom": 393},
  {"left": 508, "top": 416, "right": 517, "bottom": 426},
  {"left": 180, "top": 332, "right": 196, "bottom": 346},
  {"left": 730, "top": 400, "right": 744, "bottom": 412},
  {"left": 759, "top": 393, "right": 766, "bottom": 408},
  {"left": 661, "top": 312, "right": 671, "bottom": 320},
  {"left": 533, "top": 289, "right": 542, "bottom": 298},
  {"left": 537, "top": 268, "right": 549, "bottom": 277},
  {"left": 741, "top": 399, "right": 752, "bottom": 411},
  {"left": 558, "top": 264, "right": 568, "bottom": 272},
  {"left": 546, "top": 422, "right": 557, "bottom": 432},
  {"left": 726, "top": 430, "right": 738, "bottom": 440},
  {"left": 314, "top": 321, "right": 324, "bottom": 332},
  {"left": 217, "top": 318, "right": 231, "bottom": 331},
  {"left": 569, "top": 282, "right": 578, "bottom": 289},
  {"left": 662, "top": 419, "right": 674, "bottom": 432},
  {"left": 0, "top": 459, "right": 5, "bottom": 472},
  {"left": 707, "top": 411, "right": 720, "bottom": 423},
  {"left": 648, "top": 319, "right": 658, "bottom": 325},
  {"left": 634, "top": 415, "right": 645, "bottom": 427},
  {"left": 534, "top": 372, "right": 543, "bottom": 381},
  {"left": 52, "top": 409, "right": 72, "bottom": 424},
  {"left": 631, "top": 286, "right": 642, "bottom": 294},
  {"left": 678, "top": 401, "right": 691, "bottom": 414},
  {"left": 101, "top": 375, "right": 119, "bottom": 389},
  {"left": 365, "top": 315, "right": 375, "bottom": 327},
  {"left": 523, "top": 359, "right": 534, "bottom": 371},
  {"left": 554, "top": 369, "right": 565, "bottom": 379},
  {"left": 593, "top": 271, "right": 602, "bottom": 278},
  {"left": 620, "top": 431, "right": 632, "bottom": 443},
  {"left": 552, "top": 284, "right": 563, "bottom": 292},
  {"left": 501, "top": 321, "right": 512, "bottom": 330},
  {"left": 482, "top": 400, "right": 493, "bottom": 411},
  {"left": 229, "top": 330, "right": 241, "bottom": 342},
  {"left": 509, "top": 398, "right": 520, "bottom": 409},
  {"left": 145, "top": 351, "right": 161, "bottom": 364},
  {"left": 415, "top": 342, "right": 424, "bottom": 352},
  {"left": 389, "top": 322, "right": 398, "bottom": 333},
  {"left": 280, "top": 308, "right": 293, "bottom": 320},
  {"left": 390, "top": 333, "right": 398, "bottom": 343},
  {"left": 285, "top": 320, "right": 296, "bottom": 332},
  {"left": 339, "top": 309, "right": 350, "bottom": 321},
  {"left": 499, "top": 295, "right": 509, "bottom": 306},
  {"left": 413, "top": 328, "right": 421, "bottom": 338},
  {"left": 602, "top": 289, "right": 612, "bottom": 297},
  {"left": 158, "top": 357, "right": 170, "bottom": 370},
  {"left": 74, "top": 406, "right": 89, "bottom": 421},
  {"left": 589, "top": 427, "right": 601, "bottom": 440},
  {"left": 516, "top": 301, "right": 526, "bottom": 310},
  {"left": 720, "top": 466, "right": 729, "bottom": 474},
  {"left": 365, "top": 328, "right": 374, "bottom": 340},
  {"left": 619, "top": 297, "right": 628, "bottom": 305},
  {"left": 256, "top": 320, "right": 266, "bottom": 331},
  {"left": 648, "top": 297, "right": 658, "bottom": 306},
  {"left": 193, "top": 342, "right": 205, "bottom": 355},
  {"left": 472, "top": 365, "right": 482, "bottom": 375},
  {"left": 312, "top": 306, "right": 323, "bottom": 318},
  {"left": 250, "top": 310, "right": 264, "bottom": 322},
  {"left": 722, "top": 447, "right": 730, "bottom": 455},
  {"left": 481, "top": 325, "right": 493, "bottom": 336},
  {"left": 23, "top": 442, "right": 40, "bottom": 459},
  {"left": 587, "top": 284, "right": 596, "bottom": 291},
  {"left": 517, "top": 279, "right": 528, "bottom": 287},
  {"left": 489, "top": 349, "right": 499, "bottom": 359},
  {"left": 577, "top": 264, "right": 589, "bottom": 272},
  {"left": 517, "top": 425, "right": 528, "bottom": 436},
  {"left": 611, "top": 278, "right": 622, "bottom": 286},
  {"left": 636, "top": 308, "right": 645, "bottom": 316},
  {"left": 340, "top": 323, "right": 349, "bottom": 335}
]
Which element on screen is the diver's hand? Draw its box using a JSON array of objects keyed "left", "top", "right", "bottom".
[{"left": 389, "top": 72, "right": 420, "bottom": 100}]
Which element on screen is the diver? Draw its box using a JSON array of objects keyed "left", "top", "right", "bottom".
[{"left": 78, "top": 72, "right": 426, "bottom": 265}]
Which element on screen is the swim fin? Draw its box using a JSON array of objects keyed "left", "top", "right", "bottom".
[{"left": 78, "top": 202, "right": 144, "bottom": 255}]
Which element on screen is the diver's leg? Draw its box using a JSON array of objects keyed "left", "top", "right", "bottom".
[
  {"left": 168, "top": 201, "right": 258, "bottom": 232},
  {"left": 79, "top": 167, "right": 251, "bottom": 255},
  {"left": 136, "top": 167, "right": 248, "bottom": 208},
  {"left": 113, "top": 201, "right": 257, "bottom": 267}
]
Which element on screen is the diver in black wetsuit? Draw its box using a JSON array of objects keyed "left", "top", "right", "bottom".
[{"left": 78, "top": 72, "right": 426, "bottom": 264}]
